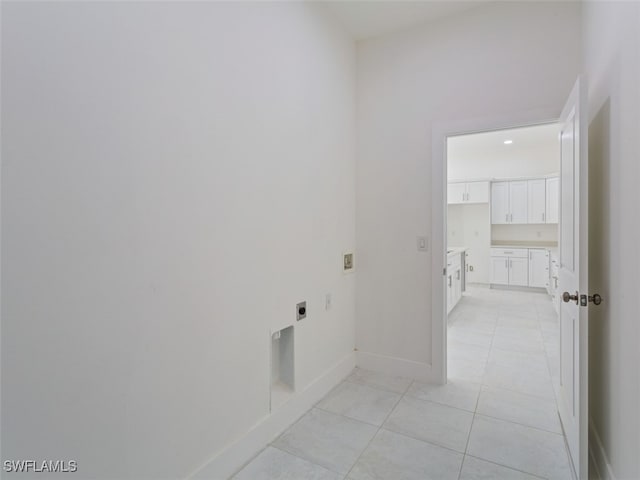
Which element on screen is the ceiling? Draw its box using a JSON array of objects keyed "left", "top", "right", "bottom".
[
  {"left": 447, "top": 123, "right": 562, "bottom": 157},
  {"left": 321, "top": 1, "right": 490, "bottom": 41}
]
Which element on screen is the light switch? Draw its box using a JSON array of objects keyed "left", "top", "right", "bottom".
[{"left": 417, "top": 236, "right": 428, "bottom": 252}]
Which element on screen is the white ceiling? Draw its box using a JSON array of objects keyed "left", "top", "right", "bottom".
[
  {"left": 448, "top": 123, "right": 562, "bottom": 157},
  {"left": 321, "top": 1, "right": 489, "bottom": 41}
]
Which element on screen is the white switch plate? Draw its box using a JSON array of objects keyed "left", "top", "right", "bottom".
[{"left": 417, "top": 236, "right": 428, "bottom": 252}]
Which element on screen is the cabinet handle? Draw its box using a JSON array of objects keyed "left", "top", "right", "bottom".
[
  {"left": 448, "top": 275, "right": 452, "bottom": 287},
  {"left": 510, "top": 259, "right": 513, "bottom": 268},
  {"left": 542, "top": 212, "right": 545, "bottom": 222},
  {"left": 457, "top": 270, "right": 460, "bottom": 280}
]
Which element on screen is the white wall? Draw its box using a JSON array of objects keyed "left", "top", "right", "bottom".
[
  {"left": 1, "top": 3, "right": 356, "bottom": 478},
  {"left": 583, "top": 2, "right": 640, "bottom": 479},
  {"left": 356, "top": 2, "right": 580, "bottom": 372}
]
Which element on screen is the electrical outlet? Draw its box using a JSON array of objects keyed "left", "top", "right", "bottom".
[{"left": 296, "top": 301, "right": 307, "bottom": 321}]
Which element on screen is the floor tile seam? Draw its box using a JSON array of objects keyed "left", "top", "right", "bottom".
[
  {"left": 471, "top": 409, "right": 563, "bottom": 435},
  {"left": 478, "top": 384, "right": 560, "bottom": 405},
  {"left": 312, "top": 405, "right": 386, "bottom": 429},
  {"left": 394, "top": 393, "right": 480, "bottom": 417},
  {"left": 347, "top": 377, "right": 414, "bottom": 396},
  {"left": 478, "top": 381, "right": 556, "bottom": 402},
  {"left": 342, "top": 382, "right": 407, "bottom": 479},
  {"left": 271, "top": 442, "right": 345, "bottom": 477},
  {"left": 229, "top": 445, "right": 270, "bottom": 479},
  {"left": 472, "top": 412, "right": 566, "bottom": 437},
  {"left": 267, "top": 444, "right": 345, "bottom": 478},
  {"left": 377, "top": 424, "right": 468, "bottom": 457},
  {"left": 462, "top": 453, "right": 550, "bottom": 479},
  {"left": 340, "top": 379, "right": 409, "bottom": 397}
]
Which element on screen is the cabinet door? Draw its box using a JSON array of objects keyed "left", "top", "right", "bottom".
[
  {"left": 509, "top": 257, "right": 529, "bottom": 286},
  {"left": 490, "top": 256, "right": 509, "bottom": 284},
  {"left": 466, "top": 181, "right": 489, "bottom": 203},
  {"left": 527, "top": 179, "right": 547, "bottom": 224},
  {"left": 446, "top": 274, "right": 454, "bottom": 314},
  {"left": 528, "top": 249, "right": 549, "bottom": 288},
  {"left": 454, "top": 267, "right": 462, "bottom": 304},
  {"left": 491, "top": 182, "right": 510, "bottom": 224},
  {"left": 509, "top": 181, "right": 528, "bottom": 224},
  {"left": 448, "top": 183, "right": 466, "bottom": 204},
  {"left": 546, "top": 176, "right": 559, "bottom": 223}
]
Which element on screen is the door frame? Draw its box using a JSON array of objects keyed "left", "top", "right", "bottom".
[{"left": 430, "top": 108, "right": 560, "bottom": 384}]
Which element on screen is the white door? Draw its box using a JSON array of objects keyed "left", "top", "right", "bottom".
[
  {"left": 557, "top": 77, "right": 589, "bottom": 479},
  {"left": 466, "top": 181, "right": 489, "bottom": 203},
  {"left": 509, "top": 181, "right": 528, "bottom": 224},
  {"left": 508, "top": 257, "right": 529, "bottom": 287},
  {"left": 546, "top": 176, "right": 560, "bottom": 223},
  {"left": 491, "top": 182, "right": 509, "bottom": 224},
  {"left": 448, "top": 183, "right": 466, "bottom": 204},
  {"left": 527, "top": 179, "right": 547, "bottom": 224}
]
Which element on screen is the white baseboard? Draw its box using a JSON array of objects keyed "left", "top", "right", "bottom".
[
  {"left": 589, "top": 420, "right": 616, "bottom": 480},
  {"left": 355, "top": 350, "right": 433, "bottom": 382},
  {"left": 188, "top": 352, "right": 356, "bottom": 480}
]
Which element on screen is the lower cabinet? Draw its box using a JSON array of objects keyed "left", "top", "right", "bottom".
[
  {"left": 528, "top": 249, "right": 550, "bottom": 288},
  {"left": 447, "top": 251, "right": 464, "bottom": 314},
  {"left": 490, "top": 247, "right": 552, "bottom": 289},
  {"left": 490, "top": 248, "right": 529, "bottom": 287}
]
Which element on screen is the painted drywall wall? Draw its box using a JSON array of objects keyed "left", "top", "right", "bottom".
[
  {"left": 583, "top": 2, "right": 640, "bottom": 479},
  {"left": 1, "top": 3, "right": 356, "bottom": 478},
  {"left": 356, "top": 2, "right": 580, "bottom": 370},
  {"left": 447, "top": 204, "right": 491, "bottom": 284}
]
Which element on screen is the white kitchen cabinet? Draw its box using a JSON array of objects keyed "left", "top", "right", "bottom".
[
  {"left": 491, "top": 181, "right": 528, "bottom": 224},
  {"left": 528, "top": 179, "right": 547, "bottom": 224},
  {"left": 490, "top": 256, "right": 510, "bottom": 284},
  {"left": 491, "top": 182, "right": 510, "bottom": 224},
  {"left": 508, "top": 257, "right": 529, "bottom": 286},
  {"left": 528, "top": 249, "right": 550, "bottom": 288},
  {"left": 546, "top": 176, "right": 559, "bottom": 224},
  {"left": 490, "top": 248, "right": 529, "bottom": 286},
  {"left": 447, "top": 250, "right": 464, "bottom": 314},
  {"left": 509, "top": 181, "right": 528, "bottom": 224},
  {"left": 448, "top": 181, "right": 489, "bottom": 205}
]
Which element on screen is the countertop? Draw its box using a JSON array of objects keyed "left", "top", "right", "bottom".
[
  {"left": 491, "top": 241, "right": 558, "bottom": 249},
  {"left": 447, "top": 246, "right": 468, "bottom": 256}
]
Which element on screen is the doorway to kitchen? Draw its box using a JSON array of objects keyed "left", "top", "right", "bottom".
[{"left": 444, "top": 124, "right": 561, "bottom": 386}]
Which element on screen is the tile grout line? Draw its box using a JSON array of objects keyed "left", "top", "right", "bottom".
[{"left": 342, "top": 378, "right": 413, "bottom": 479}]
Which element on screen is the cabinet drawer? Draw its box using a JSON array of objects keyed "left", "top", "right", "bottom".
[{"left": 490, "top": 248, "right": 528, "bottom": 258}]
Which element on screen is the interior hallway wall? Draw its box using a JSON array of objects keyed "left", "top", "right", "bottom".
[
  {"left": 583, "top": 2, "right": 640, "bottom": 478},
  {"left": 355, "top": 1, "right": 581, "bottom": 373},
  {"left": 1, "top": 3, "right": 356, "bottom": 478}
]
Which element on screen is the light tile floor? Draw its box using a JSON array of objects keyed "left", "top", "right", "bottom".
[{"left": 233, "top": 286, "right": 572, "bottom": 480}]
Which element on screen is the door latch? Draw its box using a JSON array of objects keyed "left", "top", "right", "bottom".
[{"left": 580, "top": 294, "right": 603, "bottom": 306}]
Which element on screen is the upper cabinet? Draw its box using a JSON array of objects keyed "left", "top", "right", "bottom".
[
  {"left": 546, "top": 176, "right": 559, "bottom": 224},
  {"left": 448, "top": 181, "right": 489, "bottom": 205},
  {"left": 491, "top": 176, "right": 559, "bottom": 225},
  {"left": 528, "top": 179, "right": 547, "bottom": 223},
  {"left": 491, "top": 180, "right": 527, "bottom": 224}
]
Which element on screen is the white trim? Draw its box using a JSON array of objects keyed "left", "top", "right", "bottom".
[
  {"left": 188, "top": 352, "right": 356, "bottom": 480},
  {"left": 430, "top": 108, "right": 560, "bottom": 385},
  {"left": 355, "top": 350, "right": 434, "bottom": 382},
  {"left": 589, "top": 420, "right": 616, "bottom": 480}
]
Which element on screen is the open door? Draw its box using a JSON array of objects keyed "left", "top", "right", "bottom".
[{"left": 557, "top": 76, "right": 590, "bottom": 479}]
